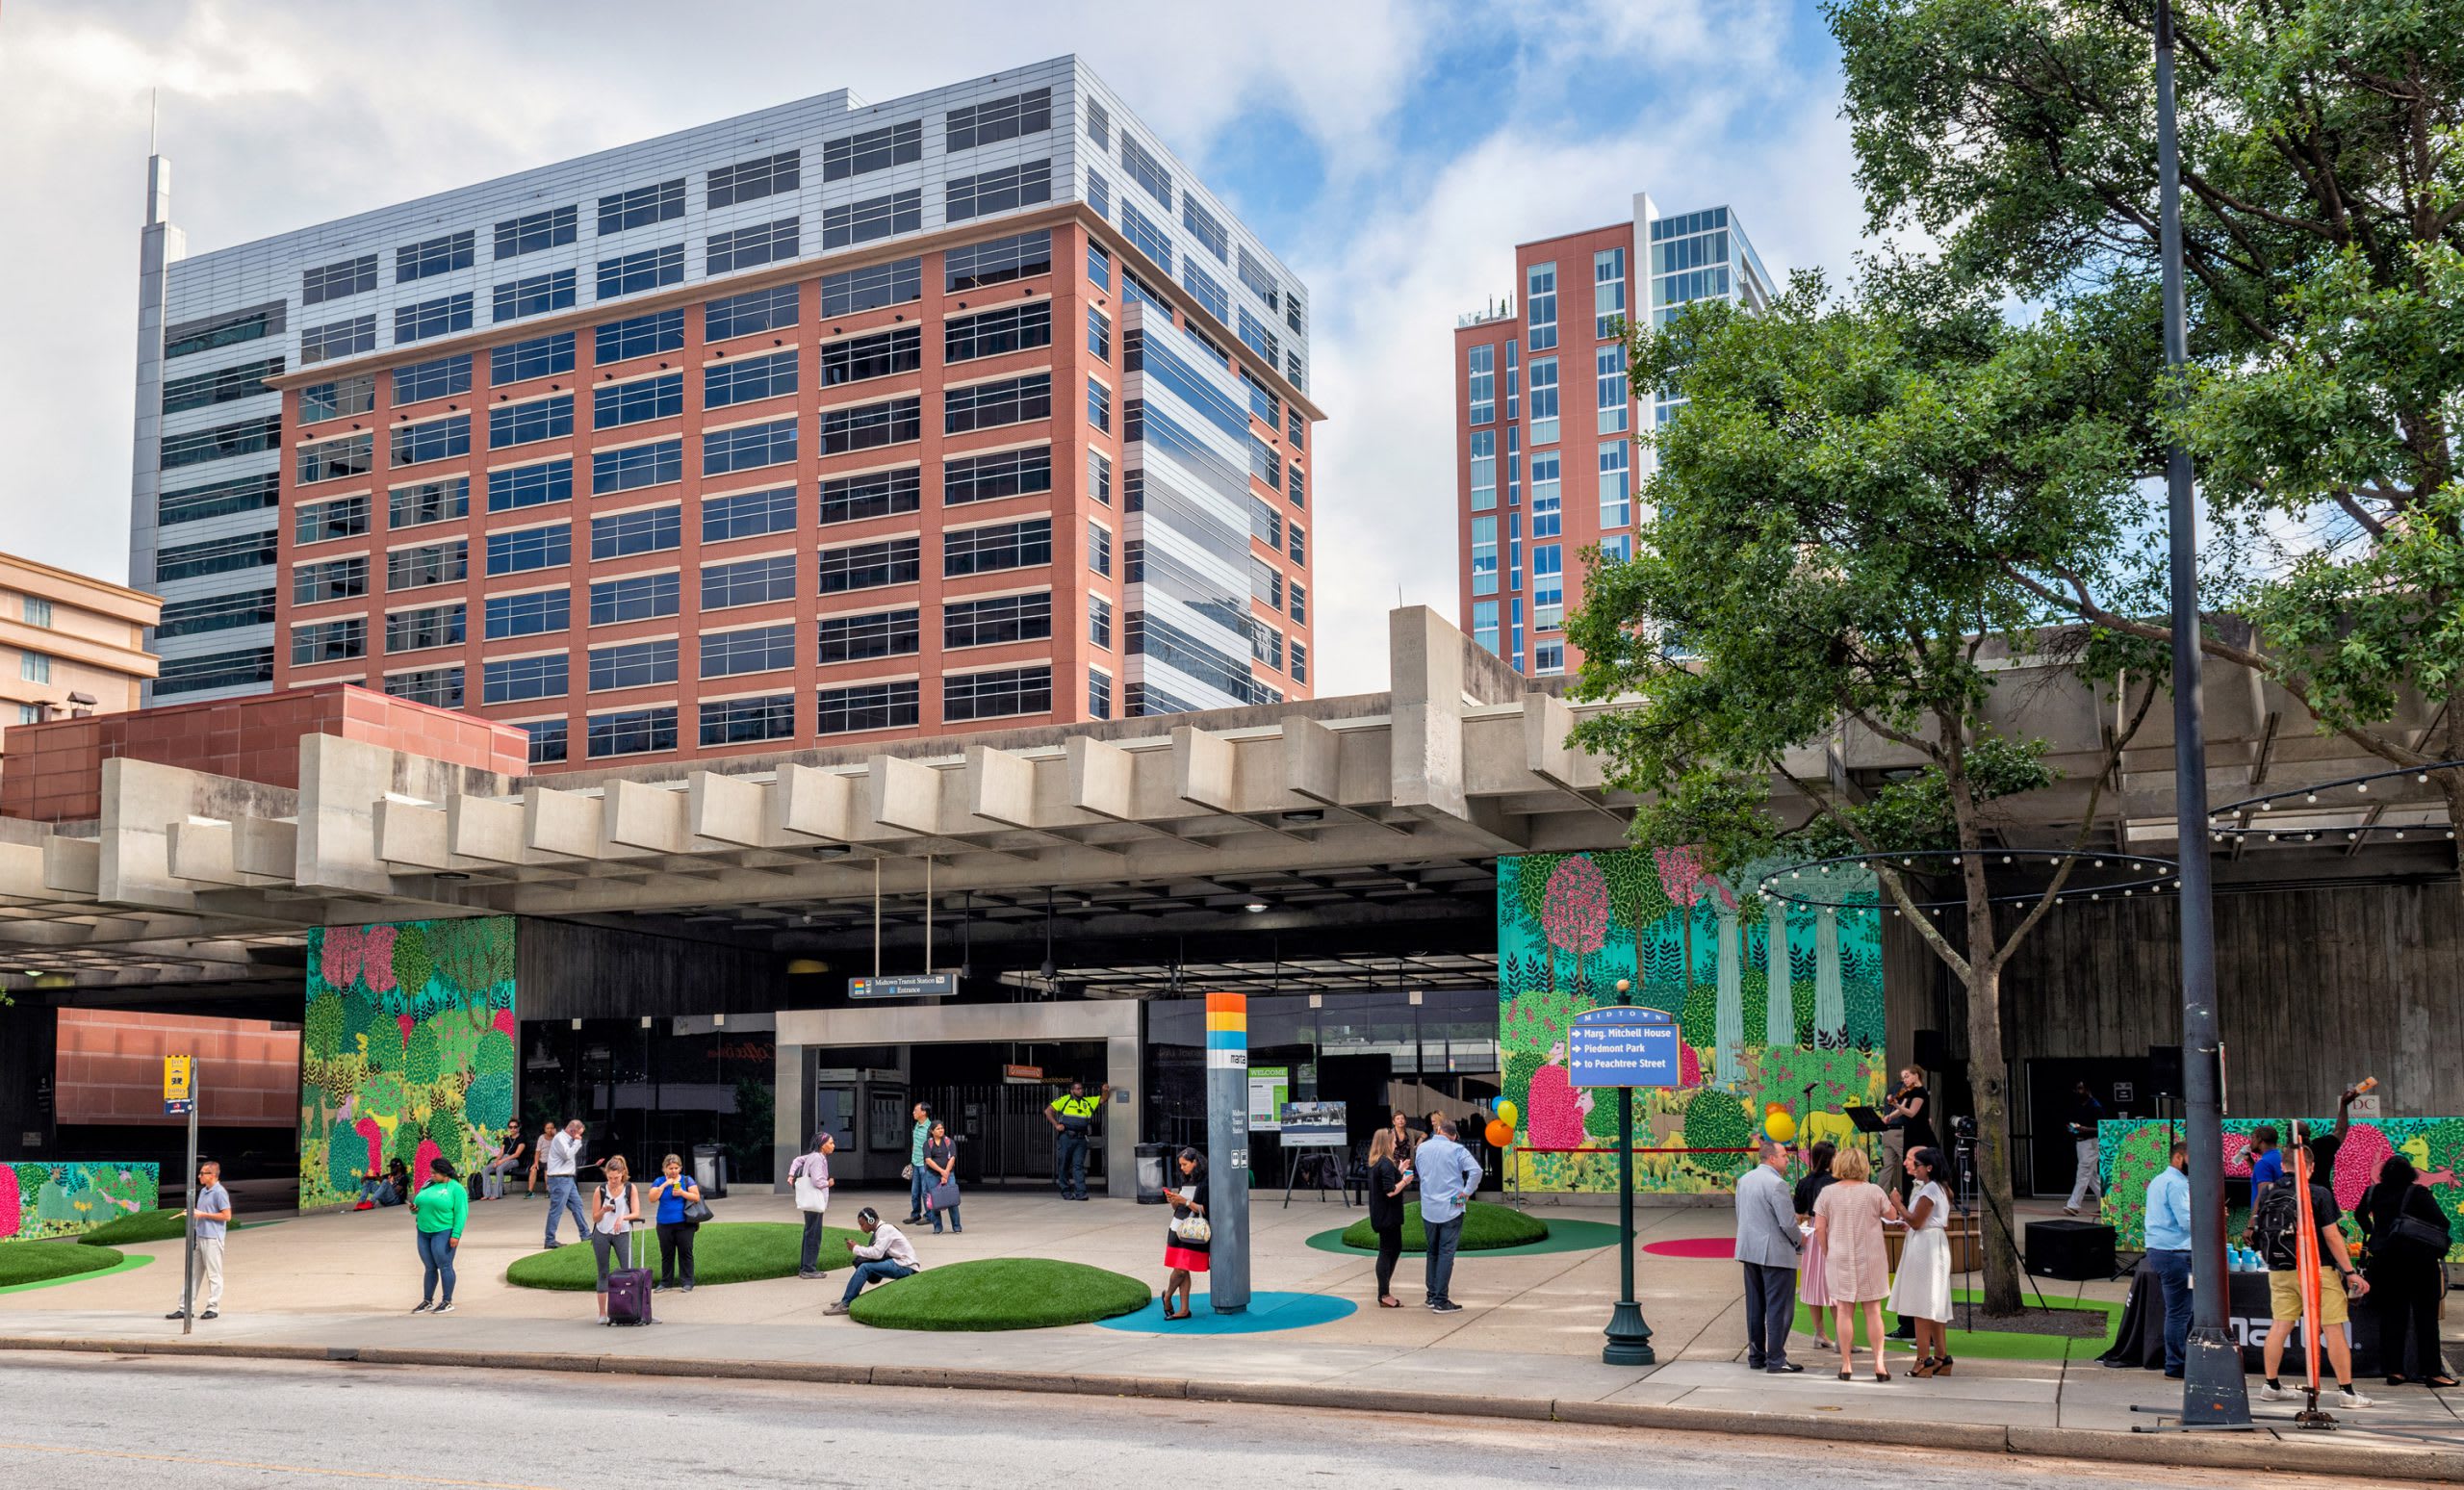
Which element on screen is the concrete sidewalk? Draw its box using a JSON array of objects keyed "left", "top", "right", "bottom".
[{"left": 6, "top": 1189, "right": 2459, "bottom": 1477}]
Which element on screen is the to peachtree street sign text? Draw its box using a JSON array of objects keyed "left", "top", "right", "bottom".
[{"left": 1567, "top": 1005, "right": 1681, "bottom": 1089}]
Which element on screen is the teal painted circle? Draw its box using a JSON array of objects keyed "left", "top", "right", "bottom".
[
  {"left": 1095, "top": 1290, "right": 1355, "bottom": 1334},
  {"left": 1303, "top": 1217, "right": 1624, "bottom": 1258}
]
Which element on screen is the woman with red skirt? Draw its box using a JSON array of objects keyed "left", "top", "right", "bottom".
[{"left": 1161, "top": 1147, "right": 1210, "bottom": 1321}]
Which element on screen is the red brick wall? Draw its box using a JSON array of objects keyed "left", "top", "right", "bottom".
[
  {"left": 0, "top": 681, "right": 527, "bottom": 823},
  {"left": 54, "top": 1009, "right": 299, "bottom": 1128}
]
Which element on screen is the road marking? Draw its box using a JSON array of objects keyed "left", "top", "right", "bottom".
[{"left": 0, "top": 1441, "right": 565, "bottom": 1490}]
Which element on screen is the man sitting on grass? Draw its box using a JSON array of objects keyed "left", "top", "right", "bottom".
[{"left": 825, "top": 1207, "right": 920, "bottom": 1317}]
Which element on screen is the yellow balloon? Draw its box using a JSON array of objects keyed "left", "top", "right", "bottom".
[
  {"left": 1495, "top": 1099, "right": 1519, "bottom": 1129},
  {"left": 1764, "top": 1111, "right": 1798, "bottom": 1144}
]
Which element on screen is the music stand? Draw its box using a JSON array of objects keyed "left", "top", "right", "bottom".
[{"left": 1843, "top": 1106, "right": 1888, "bottom": 1136}]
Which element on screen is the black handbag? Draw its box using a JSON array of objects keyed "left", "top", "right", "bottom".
[
  {"left": 2386, "top": 1184, "right": 2451, "bottom": 1257},
  {"left": 681, "top": 1196, "right": 716, "bottom": 1225}
]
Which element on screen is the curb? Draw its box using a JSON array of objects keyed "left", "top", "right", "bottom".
[{"left": 3, "top": 1333, "right": 2458, "bottom": 1478}]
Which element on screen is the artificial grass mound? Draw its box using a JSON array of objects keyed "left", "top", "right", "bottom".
[
  {"left": 505, "top": 1221, "right": 863, "bottom": 1291},
  {"left": 0, "top": 1240, "right": 124, "bottom": 1287},
  {"left": 77, "top": 1209, "right": 191, "bottom": 1246},
  {"left": 1340, "top": 1200, "right": 1549, "bottom": 1252},
  {"left": 848, "top": 1257, "right": 1150, "bottom": 1331}
]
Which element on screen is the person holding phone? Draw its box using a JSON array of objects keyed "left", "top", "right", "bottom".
[
  {"left": 649, "top": 1153, "right": 703, "bottom": 1294},
  {"left": 588, "top": 1155, "right": 642, "bottom": 1323},
  {"left": 923, "top": 1120, "right": 962, "bottom": 1235},
  {"left": 1160, "top": 1147, "right": 1210, "bottom": 1321},
  {"left": 409, "top": 1158, "right": 467, "bottom": 1315},
  {"left": 790, "top": 1133, "right": 834, "bottom": 1278}
]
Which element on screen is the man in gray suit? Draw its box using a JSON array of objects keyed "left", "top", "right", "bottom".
[{"left": 1733, "top": 1136, "right": 1805, "bottom": 1373}]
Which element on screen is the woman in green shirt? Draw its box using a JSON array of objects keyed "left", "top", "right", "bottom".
[{"left": 411, "top": 1158, "right": 468, "bottom": 1315}]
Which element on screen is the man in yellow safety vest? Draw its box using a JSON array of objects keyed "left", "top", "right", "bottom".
[{"left": 1045, "top": 1079, "right": 1104, "bottom": 1200}]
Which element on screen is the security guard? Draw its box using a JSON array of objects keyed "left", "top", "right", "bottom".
[{"left": 1045, "top": 1078, "right": 1105, "bottom": 1200}]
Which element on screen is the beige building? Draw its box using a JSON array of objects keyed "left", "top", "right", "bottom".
[{"left": 0, "top": 551, "right": 160, "bottom": 738}]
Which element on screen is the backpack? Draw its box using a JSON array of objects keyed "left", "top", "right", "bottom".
[{"left": 2254, "top": 1182, "right": 2307, "bottom": 1272}]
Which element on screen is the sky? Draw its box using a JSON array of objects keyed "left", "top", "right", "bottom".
[{"left": 0, "top": 0, "right": 1868, "bottom": 696}]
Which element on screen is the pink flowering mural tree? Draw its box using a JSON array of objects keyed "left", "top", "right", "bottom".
[{"left": 1539, "top": 856, "right": 1609, "bottom": 995}]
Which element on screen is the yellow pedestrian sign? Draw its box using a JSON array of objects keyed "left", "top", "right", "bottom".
[{"left": 164, "top": 1055, "right": 193, "bottom": 1117}]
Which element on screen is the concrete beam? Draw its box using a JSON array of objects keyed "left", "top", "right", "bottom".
[
  {"left": 525, "top": 786, "right": 603, "bottom": 859},
  {"left": 604, "top": 779, "right": 702, "bottom": 856},
  {"left": 1283, "top": 715, "right": 1342, "bottom": 804},
  {"left": 688, "top": 770, "right": 771, "bottom": 848},
  {"left": 866, "top": 754, "right": 940, "bottom": 835},
  {"left": 1389, "top": 605, "right": 1468, "bottom": 819},
  {"left": 449, "top": 794, "right": 531, "bottom": 865},
  {"left": 965, "top": 745, "right": 1039, "bottom": 829},
  {"left": 1172, "top": 726, "right": 1236, "bottom": 812},
  {"left": 375, "top": 799, "right": 453, "bottom": 870},
  {"left": 775, "top": 763, "right": 858, "bottom": 842},
  {"left": 1067, "top": 736, "right": 1135, "bottom": 820}
]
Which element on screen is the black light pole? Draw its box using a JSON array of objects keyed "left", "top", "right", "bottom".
[
  {"left": 2155, "top": 0, "right": 2250, "bottom": 1426},
  {"left": 1602, "top": 976, "right": 1654, "bottom": 1365}
]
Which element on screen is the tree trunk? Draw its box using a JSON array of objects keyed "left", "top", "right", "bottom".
[
  {"left": 1714, "top": 904, "right": 1744, "bottom": 1086},
  {"left": 1966, "top": 952, "right": 2023, "bottom": 1314},
  {"left": 1764, "top": 900, "right": 1794, "bottom": 1047}
]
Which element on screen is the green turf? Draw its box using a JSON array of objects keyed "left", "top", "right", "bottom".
[
  {"left": 0, "top": 1241, "right": 124, "bottom": 1288},
  {"left": 1795, "top": 1289, "right": 2122, "bottom": 1362},
  {"left": 1308, "top": 1216, "right": 1620, "bottom": 1257},
  {"left": 848, "top": 1257, "right": 1151, "bottom": 1331},
  {"left": 1339, "top": 1200, "right": 1549, "bottom": 1252},
  {"left": 504, "top": 1221, "right": 863, "bottom": 1291},
  {"left": 76, "top": 1209, "right": 192, "bottom": 1246}
]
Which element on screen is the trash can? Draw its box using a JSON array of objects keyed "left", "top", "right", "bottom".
[
  {"left": 692, "top": 1143, "right": 728, "bottom": 1199},
  {"left": 1135, "top": 1142, "right": 1170, "bottom": 1204}
]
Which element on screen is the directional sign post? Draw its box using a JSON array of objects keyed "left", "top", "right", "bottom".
[
  {"left": 1582, "top": 986, "right": 1677, "bottom": 1366},
  {"left": 166, "top": 1056, "right": 198, "bottom": 1336}
]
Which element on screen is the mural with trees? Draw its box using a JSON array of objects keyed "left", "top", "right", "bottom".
[
  {"left": 297, "top": 917, "right": 517, "bottom": 1211},
  {"left": 1500, "top": 850, "right": 1886, "bottom": 1194},
  {"left": 0, "top": 1162, "right": 159, "bottom": 1241}
]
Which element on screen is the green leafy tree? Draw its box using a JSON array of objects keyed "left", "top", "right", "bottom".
[
  {"left": 1832, "top": 0, "right": 2464, "bottom": 916},
  {"left": 1572, "top": 267, "right": 2163, "bottom": 1313},
  {"left": 390, "top": 925, "right": 435, "bottom": 1004}
]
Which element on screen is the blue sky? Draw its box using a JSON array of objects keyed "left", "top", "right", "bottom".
[{"left": 0, "top": 0, "right": 1865, "bottom": 692}]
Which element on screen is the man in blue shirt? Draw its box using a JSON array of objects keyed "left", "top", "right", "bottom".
[
  {"left": 2142, "top": 1140, "right": 2194, "bottom": 1376},
  {"left": 165, "top": 1160, "right": 232, "bottom": 1323},
  {"left": 1412, "top": 1117, "right": 1484, "bottom": 1313},
  {"left": 2247, "top": 1125, "right": 2283, "bottom": 1191}
]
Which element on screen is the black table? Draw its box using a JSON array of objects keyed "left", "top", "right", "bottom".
[{"left": 2099, "top": 1263, "right": 2380, "bottom": 1375}]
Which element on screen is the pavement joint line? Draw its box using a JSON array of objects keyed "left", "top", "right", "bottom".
[{"left": 4, "top": 1333, "right": 2461, "bottom": 1477}]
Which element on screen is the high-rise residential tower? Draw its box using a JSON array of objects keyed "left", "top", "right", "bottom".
[
  {"left": 130, "top": 57, "right": 1319, "bottom": 767},
  {"left": 1452, "top": 193, "right": 1768, "bottom": 676}
]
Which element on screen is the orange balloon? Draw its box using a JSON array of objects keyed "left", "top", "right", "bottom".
[{"left": 1484, "top": 1118, "right": 1514, "bottom": 1147}]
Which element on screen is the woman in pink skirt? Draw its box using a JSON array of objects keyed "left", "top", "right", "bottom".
[
  {"left": 1813, "top": 1146, "right": 1902, "bottom": 1380},
  {"left": 1792, "top": 1140, "right": 1840, "bottom": 1351}
]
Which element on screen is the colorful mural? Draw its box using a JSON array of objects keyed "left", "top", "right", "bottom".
[
  {"left": 2099, "top": 1117, "right": 2464, "bottom": 1262},
  {"left": 297, "top": 917, "right": 517, "bottom": 1212},
  {"left": 1499, "top": 850, "right": 1888, "bottom": 1194},
  {"left": 0, "top": 1162, "right": 161, "bottom": 1241}
]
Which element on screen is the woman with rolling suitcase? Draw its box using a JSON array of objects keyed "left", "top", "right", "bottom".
[{"left": 589, "top": 1155, "right": 645, "bottom": 1323}]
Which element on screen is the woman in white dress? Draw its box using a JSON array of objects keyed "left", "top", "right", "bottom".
[{"left": 1887, "top": 1146, "right": 1956, "bottom": 1375}]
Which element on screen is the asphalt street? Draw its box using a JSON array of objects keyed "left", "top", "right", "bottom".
[{"left": 0, "top": 1351, "right": 2426, "bottom": 1489}]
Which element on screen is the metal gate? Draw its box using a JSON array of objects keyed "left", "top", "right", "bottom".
[{"left": 916, "top": 1083, "right": 1101, "bottom": 1190}]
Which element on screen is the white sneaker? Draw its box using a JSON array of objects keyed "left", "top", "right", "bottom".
[
  {"left": 2338, "top": 1387, "right": 2376, "bottom": 1409},
  {"left": 2259, "top": 1381, "right": 2301, "bottom": 1400}
]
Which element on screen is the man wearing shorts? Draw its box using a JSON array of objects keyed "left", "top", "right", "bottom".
[{"left": 2257, "top": 1134, "right": 2374, "bottom": 1409}]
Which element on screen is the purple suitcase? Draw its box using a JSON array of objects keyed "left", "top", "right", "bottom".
[{"left": 606, "top": 1228, "right": 654, "bottom": 1326}]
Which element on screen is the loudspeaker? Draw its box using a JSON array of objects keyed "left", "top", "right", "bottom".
[
  {"left": 2026, "top": 1219, "right": 2116, "bottom": 1280},
  {"left": 1912, "top": 1029, "right": 1947, "bottom": 1071},
  {"left": 2147, "top": 1044, "right": 2184, "bottom": 1098}
]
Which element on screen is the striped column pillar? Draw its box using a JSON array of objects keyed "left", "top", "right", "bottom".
[{"left": 1205, "top": 991, "right": 1250, "bottom": 1313}]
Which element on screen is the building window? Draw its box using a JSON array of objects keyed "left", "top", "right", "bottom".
[
  {"left": 489, "top": 395, "right": 572, "bottom": 450},
  {"left": 599, "top": 178, "right": 684, "bottom": 236},
  {"left": 589, "top": 504, "right": 681, "bottom": 560},
  {"left": 820, "top": 256, "right": 922, "bottom": 317},
  {"left": 1468, "top": 429, "right": 1497, "bottom": 512},
  {"left": 1288, "top": 464, "right": 1305, "bottom": 508},
  {"left": 822, "top": 119, "right": 922, "bottom": 181},
  {"left": 596, "top": 309, "right": 686, "bottom": 364},
  {"left": 1529, "top": 357, "right": 1559, "bottom": 446},
  {"left": 705, "top": 218, "right": 798, "bottom": 275},
  {"left": 392, "top": 354, "right": 470, "bottom": 405},
  {"left": 386, "top": 475, "right": 467, "bottom": 531},
  {"left": 1467, "top": 344, "right": 1496, "bottom": 424},
  {"left": 945, "top": 160, "right": 1052, "bottom": 222},
  {"left": 18, "top": 651, "right": 52, "bottom": 684},
  {"left": 818, "top": 327, "right": 921, "bottom": 387},
  {"left": 485, "top": 524, "right": 571, "bottom": 577},
  {"left": 1091, "top": 449, "right": 1113, "bottom": 507},
  {"left": 945, "top": 373, "right": 1053, "bottom": 435},
  {"left": 819, "top": 396, "right": 922, "bottom": 454},
  {"left": 159, "top": 473, "right": 280, "bottom": 528},
  {"left": 162, "top": 413, "right": 282, "bottom": 471},
  {"left": 586, "top": 706, "right": 678, "bottom": 758},
  {"left": 944, "top": 230, "right": 1051, "bottom": 293},
  {"left": 1532, "top": 454, "right": 1561, "bottom": 538},
  {"left": 165, "top": 355, "right": 285, "bottom": 415},
  {"left": 396, "top": 292, "right": 474, "bottom": 345},
  {"left": 701, "top": 624, "right": 796, "bottom": 679},
  {"left": 385, "top": 414, "right": 467, "bottom": 468},
  {"left": 20, "top": 597, "right": 52, "bottom": 629},
  {"left": 705, "top": 284, "right": 799, "bottom": 342},
  {"left": 153, "top": 647, "right": 275, "bottom": 697},
  {"left": 707, "top": 148, "right": 801, "bottom": 208},
  {"left": 701, "top": 692, "right": 796, "bottom": 747},
  {"left": 1120, "top": 134, "right": 1173, "bottom": 208},
  {"left": 595, "top": 372, "right": 685, "bottom": 428},
  {"left": 384, "top": 604, "right": 465, "bottom": 655},
  {"left": 295, "top": 494, "right": 371, "bottom": 546},
  {"left": 482, "top": 654, "right": 568, "bottom": 706},
  {"left": 493, "top": 269, "right": 577, "bottom": 323},
  {"left": 1086, "top": 376, "right": 1115, "bottom": 434},
  {"left": 703, "top": 419, "right": 797, "bottom": 476},
  {"left": 298, "top": 372, "right": 373, "bottom": 423},
  {"left": 816, "top": 608, "right": 921, "bottom": 663},
  {"left": 397, "top": 229, "right": 475, "bottom": 284},
  {"left": 487, "top": 458, "right": 573, "bottom": 513},
  {"left": 1471, "top": 516, "right": 1499, "bottom": 597},
  {"left": 1594, "top": 246, "right": 1629, "bottom": 339},
  {"left": 818, "top": 467, "right": 924, "bottom": 525},
  {"left": 1527, "top": 262, "right": 1558, "bottom": 351},
  {"left": 588, "top": 637, "right": 679, "bottom": 692},
  {"left": 816, "top": 680, "right": 919, "bottom": 735},
  {"left": 943, "top": 448, "right": 1049, "bottom": 507},
  {"left": 1089, "top": 592, "right": 1114, "bottom": 650},
  {"left": 386, "top": 666, "right": 465, "bottom": 709},
  {"left": 1288, "top": 524, "right": 1305, "bottom": 566},
  {"left": 484, "top": 589, "right": 570, "bottom": 640},
  {"left": 944, "top": 591, "right": 1052, "bottom": 649},
  {"left": 1236, "top": 245, "right": 1280, "bottom": 310},
  {"left": 1250, "top": 496, "right": 1283, "bottom": 551},
  {"left": 588, "top": 572, "right": 680, "bottom": 626},
  {"left": 943, "top": 519, "right": 1051, "bottom": 578},
  {"left": 491, "top": 331, "right": 576, "bottom": 385},
  {"left": 387, "top": 540, "right": 467, "bottom": 592},
  {"left": 703, "top": 485, "right": 798, "bottom": 543},
  {"left": 1597, "top": 346, "right": 1630, "bottom": 434},
  {"left": 522, "top": 719, "right": 569, "bottom": 765},
  {"left": 1087, "top": 242, "right": 1112, "bottom": 291},
  {"left": 1088, "top": 520, "right": 1112, "bottom": 577},
  {"left": 166, "top": 303, "right": 283, "bottom": 360},
  {"left": 821, "top": 190, "right": 922, "bottom": 250},
  {"left": 1533, "top": 545, "right": 1564, "bottom": 629},
  {"left": 592, "top": 438, "right": 683, "bottom": 495},
  {"left": 1088, "top": 667, "right": 1112, "bottom": 719},
  {"left": 945, "top": 302, "right": 1052, "bottom": 364},
  {"left": 1474, "top": 599, "right": 1500, "bottom": 655},
  {"left": 293, "top": 430, "right": 372, "bottom": 485},
  {"left": 1535, "top": 641, "right": 1565, "bottom": 676},
  {"left": 1251, "top": 556, "right": 1283, "bottom": 609},
  {"left": 706, "top": 552, "right": 802, "bottom": 607},
  {"left": 494, "top": 205, "right": 577, "bottom": 261},
  {"left": 944, "top": 664, "right": 1052, "bottom": 723},
  {"left": 947, "top": 87, "right": 1052, "bottom": 152},
  {"left": 296, "top": 315, "right": 375, "bottom": 366},
  {"left": 1601, "top": 533, "right": 1633, "bottom": 563},
  {"left": 707, "top": 349, "right": 802, "bottom": 408},
  {"left": 302, "top": 254, "right": 377, "bottom": 306},
  {"left": 597, "top": 244, "right": 685, "bottom": 300},
  {"left": 1289, "top": 581, "right": 1306, "bottom": 624},
  {"left": 1599, "top": 441, "right": 1631, "bottom": 528}
]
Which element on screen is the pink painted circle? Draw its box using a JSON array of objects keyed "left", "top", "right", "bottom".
[{"left": 1642, "top": 1237, "right": 1736, "bottom": 1260}]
